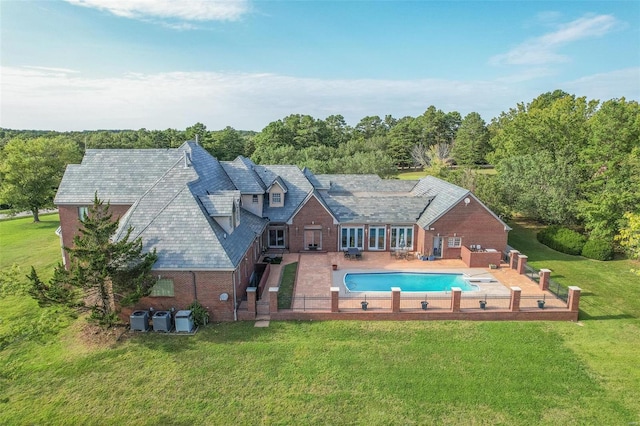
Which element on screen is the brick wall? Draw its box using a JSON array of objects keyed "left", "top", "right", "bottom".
[
  {"left": 123, "top": 270, "right": 236, "bottom": 322},
  {"left": 57, "top": 203, "right": 132, "bottom": 267},
  {"left": 289, "top": 196, "right": 338, "bottom": 252},
  {"left": 419, "top": 196, "right": 508, "bottom": 259}
]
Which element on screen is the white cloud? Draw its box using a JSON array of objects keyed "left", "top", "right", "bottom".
[
  {"left": 1, "top": 66, "right": 637, "bottom": 131},
  {"left": 63, "top": 0, "right": 250, "bottom": 22},
  {"left": 563, "top": 67, "right": 640, "bottom": 102},
  {"left": 491, "top": 14, "right": 619, "bottom": 66}
]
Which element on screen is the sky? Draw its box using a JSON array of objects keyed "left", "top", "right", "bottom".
[{"left": 1, "top": 0, "right": 639, "bottom": 131}]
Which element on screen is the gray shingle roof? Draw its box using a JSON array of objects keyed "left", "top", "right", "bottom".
[
  {"left": 55, "top": 148, "right": 185, "bottom": 204},
  {"left": 413, "top": 176, "right": 471, "bottom": 228},
  {"left": 198, "top": 191, "right": 240, "bottom": 216},
  {"left": 67, "top": 142, "right": 267, "bottom": 270},
  {"left": 220, "top": 157, "right": 265, "bottom": 194},
  {"left": 315, "top": 174, "right": 418, "bottom": 194},
  {"left": 254, "top": 165, "right": 314, "bottom": 222}
]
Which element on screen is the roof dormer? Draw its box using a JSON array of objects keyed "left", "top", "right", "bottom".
[
  {"left": 267, "top": 177, "right": 288, "bottom": 208},
  {"left": 198, "top": 191, "right": 241, "bottom": 234}
]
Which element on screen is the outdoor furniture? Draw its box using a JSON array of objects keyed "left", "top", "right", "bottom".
[{"left": 347, "top": 248, "right": 362, "bottom": 260}]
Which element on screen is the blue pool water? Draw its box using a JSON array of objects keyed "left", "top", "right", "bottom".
[{"left": 343, "top": 272, "right": 477, "bottom": 292}]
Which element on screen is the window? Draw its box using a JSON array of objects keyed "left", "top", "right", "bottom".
[
  {"left": 341, "top": 227, "right": 364, "bottom": 249},
  {"left": 269, "top": 227, "right": 285, "bottom": 248},
  {"left": 272, "top": 193, "right": 281, "bottom": 204},
  {"left": 78, "top": 206, "right": 88, "bottom": 219},
  {"left": 252, "top": 194, "right": 259, "bottom": 203},
  {"left": 448, "top": 237, "right": 462, "bottom": 248},
  {"left": 391, "top": 227, "right": 413, "bottom": 249},
  {"left": 368, "top": 226, "right": 386, "bottom": 250},
  {"left": 150, "top": 279, "right": 174, "bottom": 297}
]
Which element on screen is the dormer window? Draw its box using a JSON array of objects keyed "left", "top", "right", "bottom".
[
  {"left": 252, "top": 195, "right": 258, "bottom": 203},
  {"left": 267, "top": 177, "right": 287, "bottom": 208}
]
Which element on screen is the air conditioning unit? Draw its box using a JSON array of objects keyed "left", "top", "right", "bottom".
[
  {"left": 130, "top": 310, "right": 149, "bottom": 331},
  {"left": 175, "top": 310, "right": 194, "bottom": 333},
  {"left": 152, "top": 310, "right": 173, "bottom": 332}
]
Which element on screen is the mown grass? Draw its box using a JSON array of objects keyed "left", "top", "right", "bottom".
[
  {"left": 0, "top": 213, "right": 61, "bottom": 280},
  {"left": 277, "top": 262, "right": 298, "bottom": 309},
  {"left": 0, "top": 216, "right": 639, "bottom": 425}
]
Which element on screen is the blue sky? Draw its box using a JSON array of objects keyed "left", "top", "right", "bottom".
[{"left": 1, "top": 0, "right": 638, "bottom": 131}]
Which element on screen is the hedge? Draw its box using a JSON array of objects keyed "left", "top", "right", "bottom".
[{"left": 537, "top": 226, "right": 586, "bottom": 256}]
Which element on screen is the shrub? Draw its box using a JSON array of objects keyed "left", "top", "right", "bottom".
[
  {"left": 581, "top": 238, "right": 614, "bottom": 261},
  {"left": 187, "top": 300, "right": 210, "bottom": 327},
  {"left": 537, "top": 226, "right": 586, "bottom": 256}
]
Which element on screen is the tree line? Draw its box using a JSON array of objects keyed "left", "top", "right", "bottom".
[{"left": 1, "top": 90, "right": 639, "bottom": 261}]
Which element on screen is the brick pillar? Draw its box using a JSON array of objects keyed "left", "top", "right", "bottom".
[
  {"left": 567, "top": 286, "right": 582, "bottom": 312},
  {"left": 517, "top": 255, "right": 528, "bottom": 275},
  {"left": 247, "top": 287, "right": 257, "bottom": 315},
  {"left": 330, "top": 287, "right": 339, "bottom": 313},
  {"left": 509, "top": 250, "right": 520, "bottom": 269},
  {"left": 269, "top": 287, "right": 279, "bottom": 313},
  {"left": 539, "top": 269, "right": 551, "bottom": 291},
  {"left": 391, "top": 287, "right": 401, "bottom": 313},
  {"left": 451, "top": 287, "right": 461, "bottom": 312},
  {"left": 509, "top": 286, "right": 521, "bottom": 312}
]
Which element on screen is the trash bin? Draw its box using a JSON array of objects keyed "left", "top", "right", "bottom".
[
  {"left": 130, "top": 310, "right": 149, "bottom": 331},
  {"left": 175, "top": 310, "right": 194, "bottom": 332},
  {"left": 152, "top": 310, "right": 173, "bottom": 332}
]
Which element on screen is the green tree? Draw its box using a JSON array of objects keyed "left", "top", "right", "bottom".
[
  {"left": 452, "top": 112, "right": 490, "bottom": 165},
  {"left": 496, "top": 151, "right": 581, "bottom": 224},
  {"left": 0, "top": 137, "right": 81, "bottom": 221},
  {"left": 488, "top": 93, "right": 597, "bottom": 163},
  {"left": 211, "top": 126, "right": 245, "bottom": 160},
  {"left": 616, "top": 212, "right": 640, "bottom": 271},
  {"left": 65, "top": 195, "right": 157, "bottom": 325},
  {"left": 578, "top": 99, "right": 640, "bottom": 239}
]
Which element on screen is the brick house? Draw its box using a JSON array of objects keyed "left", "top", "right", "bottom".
[{"left": 55, "top": 141, "right": 510, "bottom": 321}]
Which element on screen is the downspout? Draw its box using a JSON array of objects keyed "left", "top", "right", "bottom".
[
  {"left": 232, "top": 270, "right": 238, "bottom": 321},
  {"left": 190, "top": 271, "right": 197, "bottom": 300}
]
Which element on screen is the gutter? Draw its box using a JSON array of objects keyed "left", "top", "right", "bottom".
[{"left": 232, "top": 270, "right": 238, "bottom": 321}]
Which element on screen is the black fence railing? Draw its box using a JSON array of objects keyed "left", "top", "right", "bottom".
[
  {"left": 523, "top": 263, "right": 540, "bottom": 283},
  {"left": 283, "top": 295, "right": 332, "bottom": 311},
  {"left": 547, "top": 279, "right": 569, "bottom": 303}
]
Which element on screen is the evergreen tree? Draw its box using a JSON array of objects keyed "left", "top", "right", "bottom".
[{"left": 65, "top": 194, "right": 157, "bottom": 325}]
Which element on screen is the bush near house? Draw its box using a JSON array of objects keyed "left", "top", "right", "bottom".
[{"left": 537, "top": 225, "right": 586, "bottom": 256}]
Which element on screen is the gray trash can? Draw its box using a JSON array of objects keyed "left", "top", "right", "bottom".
[
  {"left": 175, "top": 310, "right": 194, "bottom": 332},
  {"left": 152, "top": 310, "right": 172, "bottom": 332},
  {"left": 130, "top": 310, "right": 149, "bottom": 331}
]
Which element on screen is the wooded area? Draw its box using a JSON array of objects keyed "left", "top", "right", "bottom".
[{"left": 1, "top": 90, "right": 639, "bottom": 260}]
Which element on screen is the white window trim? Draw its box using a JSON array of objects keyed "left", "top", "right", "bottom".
[{"left": 448, "top": 237, "right": 462, "bottom": 248}]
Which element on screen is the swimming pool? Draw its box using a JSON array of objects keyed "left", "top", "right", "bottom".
[{"left": 343, "top": 272, "right": 477, "bottom": 292}]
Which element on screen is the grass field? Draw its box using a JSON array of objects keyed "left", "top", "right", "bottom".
[
  {"left": 0, "top": 213, "right": 61, "bottom": 280},
  {"left": 1, "top": 216, "right": 639, "bottom": 425}
]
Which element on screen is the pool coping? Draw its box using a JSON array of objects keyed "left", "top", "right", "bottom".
[{"left": 333, "top": 268, "right": 511, "bottom": 298}]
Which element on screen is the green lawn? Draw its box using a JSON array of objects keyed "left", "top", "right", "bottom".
[
  {"left": 0, "top": 213, "right": 61, "bottom": 280},
  {"left": 0, "top": 216, "right": 639, "bottom": 425}
]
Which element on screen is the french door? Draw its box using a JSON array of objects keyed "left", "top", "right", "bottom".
[{"left": 368, "top": 226, "right": 386, "bottom": 250}]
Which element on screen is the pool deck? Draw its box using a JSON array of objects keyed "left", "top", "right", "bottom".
[{"left": 264, "top": 251, "right": 562, "bottom": 307}]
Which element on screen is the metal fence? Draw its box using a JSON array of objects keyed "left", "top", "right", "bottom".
[
  {"left": 339, "top": 295, "right": 392, "bottom": 311},
  {"left": 547, "top": 279, "right": 569, "bottom": 303},
  {"left": 280, "top": 295, "right": 332, "bottom": 311},
  {"left": 401, "top": 294, "right": 452, "bottom": 311},
  {"left": 461, "top": 293, "right": 512, "bottom": 310},
  {"left": 523, "top": 263, "right": 540, "bottom": 283}
]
